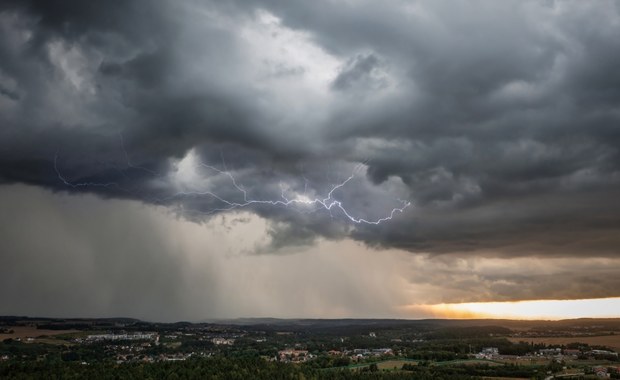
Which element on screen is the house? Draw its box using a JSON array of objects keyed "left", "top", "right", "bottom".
[
  {"left": 538, "top": 348, "right": 561, "bottom": 357},
  {"left": 371, "top": 348, "right": 394, "bottom": 356},
  {"left": 592, "top": 366, "right": 609, "bottom": 378},
  {"left": 211, "top": 337, "right": 235, "bottom": 345},
  {"left": 590, "top": 350, "right": 618, "bottom": 358},
  {"left": 476, "top": 347, "right": 499, "bottom": 359}
]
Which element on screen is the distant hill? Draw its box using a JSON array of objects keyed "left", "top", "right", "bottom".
[{"left": 3, "top": 315, "right": 620, "bottom": 334}]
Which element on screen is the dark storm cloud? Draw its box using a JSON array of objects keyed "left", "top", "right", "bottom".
[{"left": 0, "top": 0, "right": 619, "bottom": 260}]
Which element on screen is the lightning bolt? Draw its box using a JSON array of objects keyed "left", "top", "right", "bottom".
[
  {"left": 164, "top": 161, "right": 411, "bottom": 224},
  {"left": 54, "top": 138, "right": 411, "bottom": 225},
  {"left": 54, "top": 152, "right": 122, "bottom": 190},
  {"left": 118, "top": 132, "right": 159, "bottom": 176}
]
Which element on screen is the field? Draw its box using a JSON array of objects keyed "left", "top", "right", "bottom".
[
  {"left": 347, "top": 359, "right": 417, "bottom": 371},
  {"left": 507, "top": 335, "right": 620, "bottom": 351},
  {"left": 0, "top": 326, "right": 79, "bottom": 341},
  {"left": 434, "top": 359, "right": 504, "bottom": 366},
  {"left": 376, "top": 360, "right": 417, "bottom": 370}
]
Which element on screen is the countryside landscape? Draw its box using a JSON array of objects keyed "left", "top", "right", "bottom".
[
  {"left": 1, "top": 0, "right": 620, "bottom": 378},
  {"left": 2, "top": 316, "right": 620, "bottom": 379}
]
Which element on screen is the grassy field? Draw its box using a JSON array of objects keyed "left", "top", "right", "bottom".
[
  {"left": 0, "top": 326, "right": 79, "bottom": 341},
  {"left": 345, "top": 359, "right": 417, "bottom": 371},
  {"left": 507, "top": 335, "right": 620, "bottom": 351},
  {"left": 376, "top": 360, "right": 417, "bottom": 370},
  {"left": 433, "top": 359, "right": 504, "bottom": 366},
  {"left": 495, "top": 356, "right": 550, "bottom": 365}
]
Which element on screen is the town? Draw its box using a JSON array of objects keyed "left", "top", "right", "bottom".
[{"left": 1, "top": 316, "right": 620, "bottom": 379}]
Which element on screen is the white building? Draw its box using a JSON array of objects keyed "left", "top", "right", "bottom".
[{"left": 211, "top": 337, "right": 235, "bottom": 345}]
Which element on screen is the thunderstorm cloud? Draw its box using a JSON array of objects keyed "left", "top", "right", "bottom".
[{"left": 0, "top": 0, "right": 619, "bottom": 319}]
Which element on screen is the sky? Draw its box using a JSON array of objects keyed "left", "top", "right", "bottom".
[{"left": 0, "top": 0, "right": 619, "bottom": 321}]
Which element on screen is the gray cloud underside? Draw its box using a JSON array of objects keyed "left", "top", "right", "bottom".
[{"left": 1, "top": 0, "right": 619, "bottom": 257}]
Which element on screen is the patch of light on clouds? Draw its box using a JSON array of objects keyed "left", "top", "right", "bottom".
[
  {"left": 237, "top": 9, "right": 341, "bottom": 137},
  {"left": 47, "top": 40, "right": 96, "bottom": 95},
  {"left": 169, "top": 149, "right": 203, "bottom": 191},
  {"left": 241, "top": 9, "right": 341, "bottom": 92}
]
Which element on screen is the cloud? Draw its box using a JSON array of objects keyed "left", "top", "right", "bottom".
[
  {"left": 0, "top": 0, "right": 619, "bottom": 262},
  {"left": 1, "top": 184, "right": 618, "bottom": 320}
]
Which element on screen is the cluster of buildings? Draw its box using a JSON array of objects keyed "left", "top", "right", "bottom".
[
  {"left": 276, "top": 347, "right": 394, "bottom": 363},
  {"left": 86, "top": 332, "right": 157, "bottom": 341},
  {"left": 475, "top": 347, "right": 499, "bottom": 359},
  {"left": 590, "top": 365, "right": 620, "bottom": 378},
  {"left": 352, "top": 348, "right": 394, "bottom": 359},
  {"left": 278, "top": 349, "right": 312, "bottom": 363},
  {"left": 325, "top": 348, "right": 394, "bottom": 361},
  {"left": 536, "top": 347, "right": 562, "bottom": 357},
  {"left": 534, "top": 347, "right": 618, "bottom": 360},
  {"left": 474, "top": 346, "right": 619, "bottom": 363},
  {"left": 591, "top": 350, "right": 619, "bottom": 358},
  {"left": 114, "top": 352, "right": 211, "bottom": 364}
]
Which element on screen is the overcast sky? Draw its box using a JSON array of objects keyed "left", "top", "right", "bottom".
[{"left": 1, "top": 0, "right": 619, "bottom": 321}]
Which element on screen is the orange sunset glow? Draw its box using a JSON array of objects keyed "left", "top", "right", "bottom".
[{"left": 409, "top": 297, "right": 620, "bottom": 320}]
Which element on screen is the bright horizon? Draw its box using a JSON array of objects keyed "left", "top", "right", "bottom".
[{"left": 410, "top": 297, "right": 620, "bottom": 320}]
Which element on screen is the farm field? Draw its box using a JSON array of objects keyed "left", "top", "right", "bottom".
[
  {"left": 376, "top": 360, "right": 417, "bottom": 370},
  {"left": 434, "top": 359, "right": 504, "bottom": 366},
  {"left": 347, "top": 359, "right": 417, "bottom": 371},
  {"left": 507, "top": 335, "right": 620, "bottom": 351},
  {"left": 0, "top": 326, "right": 79, "bottom": 341}
]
